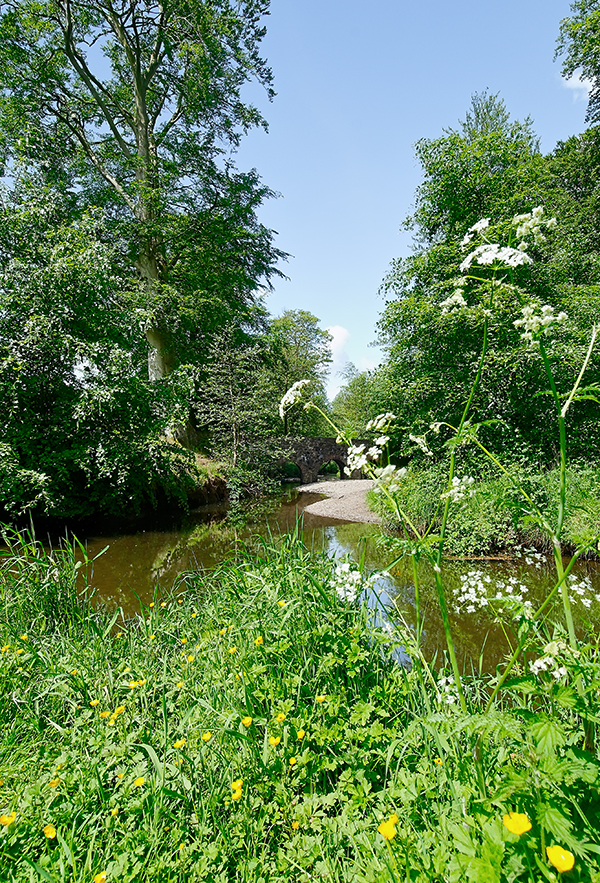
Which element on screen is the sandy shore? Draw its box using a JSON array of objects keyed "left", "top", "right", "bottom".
[{"left": 296, "top": 479, "right": 380, "bottom": 524}]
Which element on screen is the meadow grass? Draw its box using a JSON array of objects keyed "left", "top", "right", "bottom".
[{"left": 0, "top": 529, "right": 599, "bottom": 882}]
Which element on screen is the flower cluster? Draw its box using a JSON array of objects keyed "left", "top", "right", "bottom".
[
  {"left": 452, "top": 570, "right": 531, "bottom": 616},
  {"left": 440, "top": 475, "right": 475, "bottom": 503},
  {"left": 331, "top": 562, "right": 363, "bottom": 603},
  {"left": 437, "top": 673, "right": 460, "bottom": 706},
  {"left": 439, "top": 289, "right": 467, "bottom": 313},
  {"left": 513, "top": 545, "right": 547, "bottom": 569},
  {"left": 344, "top": 439, "right": 387, "bottom": 475},
  {"left": 331, "top": 561, "right": 383, "bottom": 604},
  {"left": 460, "top": 243, "right": 533, "bottom": 273},
  {"left": 460, "top": 217, "right": 490, "bottom": 247},
  {"left": 512, "top": 206, "right": 557, "bottom": 248},
  {"left": 366, "top": 412, "right": 396, "bottom": 432},
  {"left": 528, "top": 640, "right": 577, "bottom": 680},
  {"left": 408, "top": 433, "right": 433, "bottom": 457},
  {"left": 566, "top": 573, "right": 600, "bottom": 608},
  {"left": 278, "top": 379, "right": 310, "bottom": 420},
  {"left": 513, "top": 304, "right": 567, "bottom": 346},
  {"left": 372, "top": 464, "right": 407, "bottom": 495}
]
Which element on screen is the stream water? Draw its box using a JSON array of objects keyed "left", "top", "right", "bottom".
[{"left": 74, "top": 482, "right": 600, "bottom": 671}]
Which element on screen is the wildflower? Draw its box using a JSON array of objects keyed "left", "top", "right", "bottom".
[
  {"left": 279, "top": 379, "right": 310, "bottom": 419},
  {"left": 292, "top": 820, "right": 299, "bottom": 830},
  {"left": 231, "top": 788, "right": 242, "bottom": 801},
  {"left": 228, "top": 646, "right": 237, "bottom": 654},
  {"left": 241, "top": 716, "right": 252, "bottom": 727},
  {"left": 116, "top": 632, "right": 123, "bottom": 638},
  {"left": 514, "top": 303, "right": 567, "bottom": 346},
  {"left": 160, "top": 602, "right": 167, "bottom": 608},
  {"left": 133, "top": 776, "right": 145, "bottom": 787},
  {"left": 289, "top": 757, "right": 297, "bottom": 766},
  {"left": 19, "top": 634, "right": 27, "bottom": 641},
  {"left": 254, "top": 636, "right": 264, "bottom": 646},
  {"left": 149, "top": 635, "right": 156, "bottom": 641},
  {"left": 503, "top": 812, "right": 532, "bottom": 836},
  {"left": 117, "top": 773, "right": 124, "bottom": 779},
  {"left": 100, "top": 711, "right": 110, "bottom": 719},
  {"left": 173, "top": 738, "right": 187, "bottom": 749},
  {"left": 546, "top": 846, "right": 575, "bottom": 872},
  {"left": 409, "top": 433, "right": 433, "bottom": 456},
  {"left": 434, "top": 758, "right": 443, "bottom": 766},
  {"left": 114, "top": 705, "right": 125, "bottom": 715},
  {"left": 15, "top": 649, "right": 23, "bottom": 656},
  {"left": 128, "top": 681, "right": 137, "bottom": 689},
  {"left": 70, "top": 669, "right": 77, "bottom": 675},
  {"left": 296, "top": 729, "right": 305, "bottom": 739},
  {"left": 0, "top": 811, "right": 16, "bottom": 825},
  {"left": 1, "top": 645, "right": 9, "bottom": 652},
  {"left": 123, "top": 667, "right": 130, "bottom": 673},
  {"left": 176, "top": 681, "right": 184, "bottom": 689},
  {"left": 107, "top": 719, "right": 115, "bottom": 726},
  {"left": 316, "top": 695, "right": 326, "bottom": 704},
  {"left": 378, "top": 813, "right": 398, "bottom": 841},
  {"left": 43, "top": 824, "right": 56, "bottom": 839},
  {"left": 191, "top": 612, "right": 197, "bottom": 618},
  {"left": 48, "top": 778, "right": 60, "bottom": 788},
  {"left": 90, "top": 699, "right": 99, "bottom": 707},
  {"left": 178, "top": 843, "right": 184, "bottom": 850},
  {"left": 278, "top": 600, "right": 287, "bottom": 608},
  {"left": 180, "top": 638, "right": 187, "bottom": 644},
  {"left": 186, "top": 655, "right": 195, "bottom": 663},
  {"left": 231, "top": 778, "right": 243, "bottom": 789},
  {"left": 201, "top": 732, "right": 212, "bottom": 742},
  {"left": 269, "top": 735, "right": 281, "bottom": 746},
  {"left": 136, "top": 679, "right": 146, "bottom": 686},
  {"left": 149, "top": 602, "right": 155, "bottom": 608},
  {"left": 276, "top": 712, "right": 286, "bottom": 723},
  {"left": 94, "top": 873, "right": 107, "bottom": 883},
  {"left": 177, "top": 598, "right": 182, "bottom": 604},
  {"left": 460, "top": 243, "right": 532, "bottom": 272},
  {"left": 110, "top": 807, "right": 118, "bottom": 816}
]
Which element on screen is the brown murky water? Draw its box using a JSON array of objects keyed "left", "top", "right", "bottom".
[{"left": 74, "top": 485, "right": 600, "bottom": 670}]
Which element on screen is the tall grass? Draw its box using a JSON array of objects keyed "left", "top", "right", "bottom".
[{"left": 0, "top": 530, "right": 599, "bottom": 881}]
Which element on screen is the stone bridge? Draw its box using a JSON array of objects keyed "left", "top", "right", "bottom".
[{"left": 282, "top": 437, "right": 370, "bottom": 485}]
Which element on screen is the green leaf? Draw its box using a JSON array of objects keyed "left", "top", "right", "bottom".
[{"left": 528, "top": 718, "right": 566, "bottom": 755}]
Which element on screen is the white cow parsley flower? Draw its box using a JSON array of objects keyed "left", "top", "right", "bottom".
[{"left": 278, "top": 379, "right": 310, "bottom": 419}]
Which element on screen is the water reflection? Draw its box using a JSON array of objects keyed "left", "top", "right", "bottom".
[{"left": 76, "top": 487, "right": 600, "bottom": 671}]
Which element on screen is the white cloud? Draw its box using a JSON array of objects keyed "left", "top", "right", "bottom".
[
  {"left": 562, "top": 70, "right": 592, "bottom": 102},
  {"left": 326, "top": 324, "right": 350, "bottom": 400}
]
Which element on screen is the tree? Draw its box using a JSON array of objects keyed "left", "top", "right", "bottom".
[
  {"left": 556, "top": 0, "right": 600, "bottom": 124},
  {"left": 268, "top": 310, "right": 332, "bottom": 435},
  {"left": 0, "top": 0, "right": 285, "bottom": 388},
  {"left": 0, "top": 177, "right": 195, "bottom": 521},
  {"left": 371, "top": 99, "right": 600, "bottom": 465}
]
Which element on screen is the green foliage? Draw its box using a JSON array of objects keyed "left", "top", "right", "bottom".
[
  {"left": 370, "top": 99, "right": 600, "bottom": 465},
  {"left": 370, "top": 461, "right": 600, "bottom": 556},
  {"left": 269, "top": 310, "right": 333, "bottom": 436},
  {"left": 0, "top": 181, "right": 200, "bottom": 521},
  {"left": 0, "top": 532, "right": 599, "bottom": 881},
  {"left": 556, "top": 0, "right": 600, "bottom": 125}
]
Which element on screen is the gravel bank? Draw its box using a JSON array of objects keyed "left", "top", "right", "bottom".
[{"left": 296, "top": 479, "right": 380, "bottom": 524}]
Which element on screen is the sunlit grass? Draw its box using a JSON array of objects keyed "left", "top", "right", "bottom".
[{"left": 0, "top": 529, "right": 598, "bottom": 881}]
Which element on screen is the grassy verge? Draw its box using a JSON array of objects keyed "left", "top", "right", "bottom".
[
  {"left": 368, "top": 461, "right": 600, "bottom": 556},
  {"left": 0, "top": 531, "right": 599, "bottom": 882}
]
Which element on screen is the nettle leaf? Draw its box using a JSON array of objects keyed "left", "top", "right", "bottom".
[
  {"left": 536, "top": 804, "right": 574, "bottom": 846},
  {"left": 528, "top": 718, "right": 566, "bottom": 755}
]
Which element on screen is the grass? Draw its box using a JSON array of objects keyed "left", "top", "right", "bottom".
[{"left": 0, "top": 528, "right": 599, "bottom": 882}]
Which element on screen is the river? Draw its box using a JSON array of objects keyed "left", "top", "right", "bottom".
[{"left": 76, "top": 483, "right": 600, "bottom": 671}]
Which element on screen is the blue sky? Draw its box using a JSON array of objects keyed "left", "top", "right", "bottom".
[{"left": 235, "top": 0, "right": 590, "bottom": 398}]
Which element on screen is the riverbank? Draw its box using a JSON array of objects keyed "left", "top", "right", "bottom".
[
  {"left": 0, "top": 533, "right": 597, "bottom": 882},
  {"left": 296, "top": 478, "right": 379, "bottom": 523}
]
